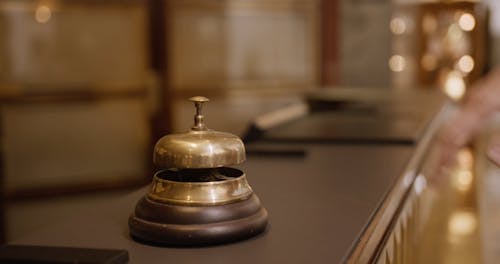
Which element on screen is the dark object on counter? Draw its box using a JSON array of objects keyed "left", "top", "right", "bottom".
[
  {"left": 129, "top": 96, "right": 268, "bottom": 246},
  {"left": 244, "top": 88, "right": 444, "bottom": 144},
  {"left": 0, "top": 245, "right": 129, "bottom": 264}
]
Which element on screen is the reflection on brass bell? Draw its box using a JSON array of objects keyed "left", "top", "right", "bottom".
[{"left": 129, "top": 96, "right": 268, "bottom": 246}]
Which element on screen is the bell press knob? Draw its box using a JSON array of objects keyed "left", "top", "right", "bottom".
[{"left": 190, "top": 96, "right": 209, "bottom": 131}]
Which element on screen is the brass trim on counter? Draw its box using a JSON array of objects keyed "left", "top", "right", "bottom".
[{"left": 345, "top": 102, "right": 453, "bottom": 264}]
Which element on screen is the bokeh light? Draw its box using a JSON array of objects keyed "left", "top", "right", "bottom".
[
  {"left": 390, "top": 17, "right": 407, "bottom": 35},
  {"left": 448, "top": 210, "right": 477, "bottom": 238},
  {"left": 35, "top": 5, "right": 52, "bottom": 24},
  {"left": 443, "top": 70, "right": 466, "bottom": 100},
  {"left": 389, "top": 55, "right": 406, "bottom": 72},
  {"left": 457, "top": 55, "right": 474, "bottom": 73},
  {"left": 458, "top": 13, "right": 476, "bottom": 31}
]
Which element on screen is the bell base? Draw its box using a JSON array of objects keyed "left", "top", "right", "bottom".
[{"left": 129, "top": 194, "right": 268, "bottom": 246}]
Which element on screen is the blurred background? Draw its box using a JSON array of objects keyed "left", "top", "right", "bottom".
[{"left": 0, "top": 0, "right": 499, "bottom": 259}]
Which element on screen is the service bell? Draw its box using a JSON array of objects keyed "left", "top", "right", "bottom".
[{"left": 129, "top": 96, "right": 268, "bottom": 246}]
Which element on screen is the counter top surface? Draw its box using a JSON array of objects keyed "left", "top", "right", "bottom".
[
  {"left": 11, "top": 89, "right": 446, "bottom": 263},
  {"left": 13, "top": 143, "right": 413, "bottom": 264}
]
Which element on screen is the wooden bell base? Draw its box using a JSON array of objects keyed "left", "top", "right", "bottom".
[{"left": 129, "top": 194, "right": 268, "bottom": 246}]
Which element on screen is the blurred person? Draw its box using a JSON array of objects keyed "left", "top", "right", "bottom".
[{"left": 437, "top": 67, "right": 500, "bottom": 167}]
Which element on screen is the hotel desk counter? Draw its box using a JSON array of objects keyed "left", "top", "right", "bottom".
[{"left": 10, "top": 89, "right": 447, "bottom": 263}]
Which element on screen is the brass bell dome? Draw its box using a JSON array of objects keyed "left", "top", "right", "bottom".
[
  {"left": 153, "top": 96, "right": 245, "bottom": 169},
  {"left": 129, "top": 96, "right": 268, "bottom": 246}
]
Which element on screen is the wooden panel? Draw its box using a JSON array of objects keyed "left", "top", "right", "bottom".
[
  {"left": 0, "top": 0, "right": 149, "bottom": 92},
  {"left": 0, "top": 0, "right": 155, "bottom": 199},
  {"left": 1, "top": 98, "right": 150, "bottom": 197},
  {"left": 321, "top": 0, "right": 339, "bottom": 86},
  {"left": 167, "top": 0, "right": 320, "bottom": 91},
  {"left": 340, "top": 0, "right": 392, "bottom": 87}
]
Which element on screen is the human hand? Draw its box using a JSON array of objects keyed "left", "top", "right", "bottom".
[
  {"left": 487, "top": 134, "right": 500, "bottom": 165},
  {"left": 435, "top": 68, "right": 500, "bottom": 169}
]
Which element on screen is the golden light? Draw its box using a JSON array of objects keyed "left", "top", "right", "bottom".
[
  {"left": 451, "top": 148, "right": 474, "bottom": 192},
  {"left": 443, "top": 70, "right": 466, "bottom": 100},
  {"left": 452, "top": 170, "right": 473, "bottom": 192},
  {"left": 389, "top": 55, "right": 406, "bottom": 72},
  {"left": 390, "top": 17, "right": 407, "bottom": 35},
  {"left": 458, "top": 13, "right": 476, "bottom": 31},
  {"left": 421, "top": 53, "right": 437, "bottom": 71},
  {"left": 35, "top": 5, "right": 52, "bottom": 24},
  {"left": 457, "top": 148, "right": 474, "bottom": 168},
  {"left": 458, "top": 55, "right": 475, "bottom": 73},
  {"left": 448, "top": 210, "right": 477, "bottom": 244}
]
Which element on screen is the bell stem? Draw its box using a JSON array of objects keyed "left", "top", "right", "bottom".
[{"left": 189, "top": 96, "right": 209, "bottom": 131}]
